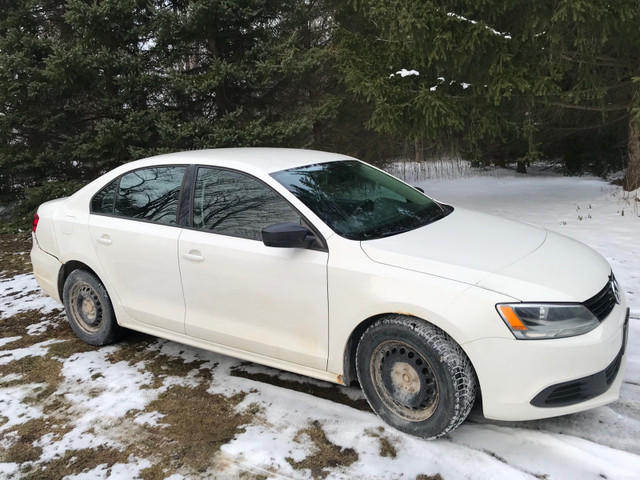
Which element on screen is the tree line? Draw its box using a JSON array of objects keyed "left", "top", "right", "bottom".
[{"left": 1, "top": 0, "right": 638, "bottom": 227}]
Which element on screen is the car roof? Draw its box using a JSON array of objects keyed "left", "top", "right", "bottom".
[{"left": 125, "top": 148, "right": 355, "bottom": 173}]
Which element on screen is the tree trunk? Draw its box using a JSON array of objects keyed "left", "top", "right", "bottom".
[
  {"left": 623, "top": 115, "right": 640, "bottom": 191},
  {"left": 516, "top": 160, "right": 527, "bottom": 173}
]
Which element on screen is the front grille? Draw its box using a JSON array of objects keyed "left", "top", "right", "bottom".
[
  {"left": 531, "top": 310, "right": 629, "bottom": 408},
  {"left": 583, "top": 274, "right": 619, "bottom": 321}
]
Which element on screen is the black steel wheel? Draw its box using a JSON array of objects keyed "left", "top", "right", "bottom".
[
  {"left": 356, "top": 316, "right": 476, "bottom": 438},
  {"left": 63, "top": 270, "right": 121, "bottom": 346}
]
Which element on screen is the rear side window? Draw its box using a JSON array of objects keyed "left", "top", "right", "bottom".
[
  {"left": 91, "top": 180, "right": 118, "bottom": 214},
  {"left": 91, "top": 166, "right": 186, "bottom": 225}
]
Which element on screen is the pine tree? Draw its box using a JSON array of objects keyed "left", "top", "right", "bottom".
[
  {"left": 0, "top": 0, "right": 355, "bottom": 222},
  {"left": 0, "top": 0, "right": 156, "bottom": 201},
  {"left": 536, "top": 1, "right": 640, "bottom": 190},
  {"left": 336, "top": 1, "right": 537, "bottom": 167},
  {"left": 336, "top": 0, "right": 640, "bottom": 185}
]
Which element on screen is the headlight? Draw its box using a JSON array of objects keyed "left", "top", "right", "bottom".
[{"left": 497, "top": 303, "right": 600, "bottom": 340}]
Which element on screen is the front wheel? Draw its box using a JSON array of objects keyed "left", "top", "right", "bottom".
[
  {"left": 62, "top": 269, "right": 121, "bottom": 346},
  {"left": 356, "top": 316, "right": 476, "bottom": 438}
]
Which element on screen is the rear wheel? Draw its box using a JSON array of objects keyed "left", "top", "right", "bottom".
[
  {"left": 356, "top": 316, "right": 476, "bottom": 438},
  {"left": 63, "top": 270, "right": 121, "bottom": 345}
]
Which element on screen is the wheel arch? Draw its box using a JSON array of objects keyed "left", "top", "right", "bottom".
[
  {"left": 342, "top": 313, "right": 482, "bottom": 402},
  {"left": 57, "top": 260, "right": 102, "bottom": 300}
]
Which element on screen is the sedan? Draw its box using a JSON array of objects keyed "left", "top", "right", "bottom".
[{"left": 31, "top": 148, "right": 630, "bottom": 438}]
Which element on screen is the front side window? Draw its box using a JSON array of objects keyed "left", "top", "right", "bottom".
[
  {"left": 272, "top": 160, "right": 449, "bottom": 240},
  {"left": 193, "top": 167, "right": 301, "bottom": 241},
  {"left": 90, "top": 166, "right": 185, "bottom": 225}
]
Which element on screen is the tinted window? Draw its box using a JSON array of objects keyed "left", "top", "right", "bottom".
[
  {"left": 91, "top": 179, "right": 118, "bottom": 214},
  {"left": 193, "top": 167, "right": 301, "bottom": 240},
  {"left": 113, "top": 166, "right": 185, "bottom": 225},
  {"left": 272, "top": 161, "right": 449, "bottom": 240}
]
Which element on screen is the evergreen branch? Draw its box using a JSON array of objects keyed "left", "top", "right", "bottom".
[
  {"left": 549, "top": 102, "right": 629, "bottom": 112},
  {"left": 560, "top": 54, "right": 633, "bottom": 68},
  {"left": 548, "top": 112, "right": 628, "bottom": 132}
]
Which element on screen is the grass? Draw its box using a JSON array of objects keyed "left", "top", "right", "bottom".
[
  {"left": 286, "top": 420, "right": 358, "bottom": 479},
  {"left": 138, "top": 385, "right": 252, "bottom": 479},
  {"left": 20, "top": 446, "right": 131, "bottom": 480},
  {"left": 366, "top": 426, "right": 398, "bottom": 458},
  {"left": 3, "top": 418, "right": 72, "bottom": 465},
  {"left": 0, "top": 233, "right": 33, "bottom": 278}
]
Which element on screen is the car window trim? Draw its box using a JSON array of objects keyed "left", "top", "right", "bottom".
[
  {"left": 178, "top": 164, "right": 196, "bottom": 227},
  {"left": 186, "top": 164, "right": 328, "bottom": 251}
]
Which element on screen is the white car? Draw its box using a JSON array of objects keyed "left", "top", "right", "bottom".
[{"left": 31, "top": 148, "right": 629, "bottom": 438}]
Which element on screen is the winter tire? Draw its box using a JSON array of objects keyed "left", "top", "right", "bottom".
[
  {"left": 356, "top": 316, "right": 476, "bottom": 438},
  {"left": 62, "top": 269, "right": 121, "bottom": 346}
]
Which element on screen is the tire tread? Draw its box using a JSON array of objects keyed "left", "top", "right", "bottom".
[{"left": 356, "top": 315, "right": 476, "bottom": 439}]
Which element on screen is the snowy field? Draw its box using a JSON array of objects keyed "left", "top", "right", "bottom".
[{"left": 1, "top": 164, "right": 639, "bottom": 479}]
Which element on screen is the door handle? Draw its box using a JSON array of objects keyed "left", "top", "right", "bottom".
[
  {"left": 182, "top": 250, "right": 204, "bottom": 262},
  {"left": 96, "top": 235, "right": 112, "bottom": 246}
]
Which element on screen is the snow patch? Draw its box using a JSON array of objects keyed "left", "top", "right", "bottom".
[
  {"left": 0, "top": 274, "right": 62, "bottom": 319},
  {"left": 447, "top": 12, "right": 512, "bottom": 39},
  {"left": 390, "top": 68, "right": 420, "bottom": 78},
  {"left": 0, "top": 339, "right": 64, "bottom": 366},
  {"left": 0, "top": 385, "right": 44, "bottom": 433}
]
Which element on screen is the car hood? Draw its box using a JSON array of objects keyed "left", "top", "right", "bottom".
[{"left": 360, "top": 208, "right": 609, "bottom": 301}]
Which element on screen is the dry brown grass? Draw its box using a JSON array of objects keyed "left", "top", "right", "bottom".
[
  {"left": 366, "top": 426, "right": 397, "bottom": 458},
  {"left": 0, "top": 310, "right": 94, "bottom": 355},
  {"left": 20, "top": 446, "right": 131, "bottom": 480},
  {"left": 2, "top": 418, "right": 72, "bottom": 465},
  {"left": 138, "top": 385, "right": 252, "bottom": 479},
  {"left": 286, "top": 420, "right": 358, "bottom": 479},
  {"left": 0, "top": 232, "right": 32, "bottom": 278}
]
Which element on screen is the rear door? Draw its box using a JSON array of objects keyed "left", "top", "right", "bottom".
[
  {"left": 89, "top": 165, "right": 187, "bottom": 333},
  {"left": 179, "top": 166, "right": 329, "bottom": 369}
]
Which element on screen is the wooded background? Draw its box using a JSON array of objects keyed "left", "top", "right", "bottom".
[{"left": 1, "top": 0, "right": 639, "bottom": 229}]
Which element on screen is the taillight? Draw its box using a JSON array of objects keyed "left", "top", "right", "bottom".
[{"left": 32, "top": 213, "right": 39, "bottom": 233}]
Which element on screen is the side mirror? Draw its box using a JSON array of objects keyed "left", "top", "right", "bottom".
[{"left": 262, "top": 222, "right": 315, "bottom": 248}]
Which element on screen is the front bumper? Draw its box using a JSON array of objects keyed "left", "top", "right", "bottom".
[
  {"left": 463, "top": 301, "right": 628, "bottom": 421},
  {"left": 531, "top": 310, "right": 629, "bottom": 408}
]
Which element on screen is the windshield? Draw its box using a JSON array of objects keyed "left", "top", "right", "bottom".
[{"left": 272, "top": 161, "right": 450, "bottom": 240}]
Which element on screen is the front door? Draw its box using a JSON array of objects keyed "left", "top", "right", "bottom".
[{"left": 179, "top": 166, "right": 329, "bottom": 369}]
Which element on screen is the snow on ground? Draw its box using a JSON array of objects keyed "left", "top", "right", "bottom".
[{"left": 1, "top": 163, "right": 639, "bottom": 479}]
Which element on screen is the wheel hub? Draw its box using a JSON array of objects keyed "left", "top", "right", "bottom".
[
  {"left": 390, "top": 362, "right": 420, "bottom": 395},
  {"left": 373, "top": 341, "right": 439, "bottom": 420},
  {"left": 70, "top": 283, "right": 103, "bottom": 332},
  {"left": 81, "top": 297, "right": 97, "bottom": 322}
]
